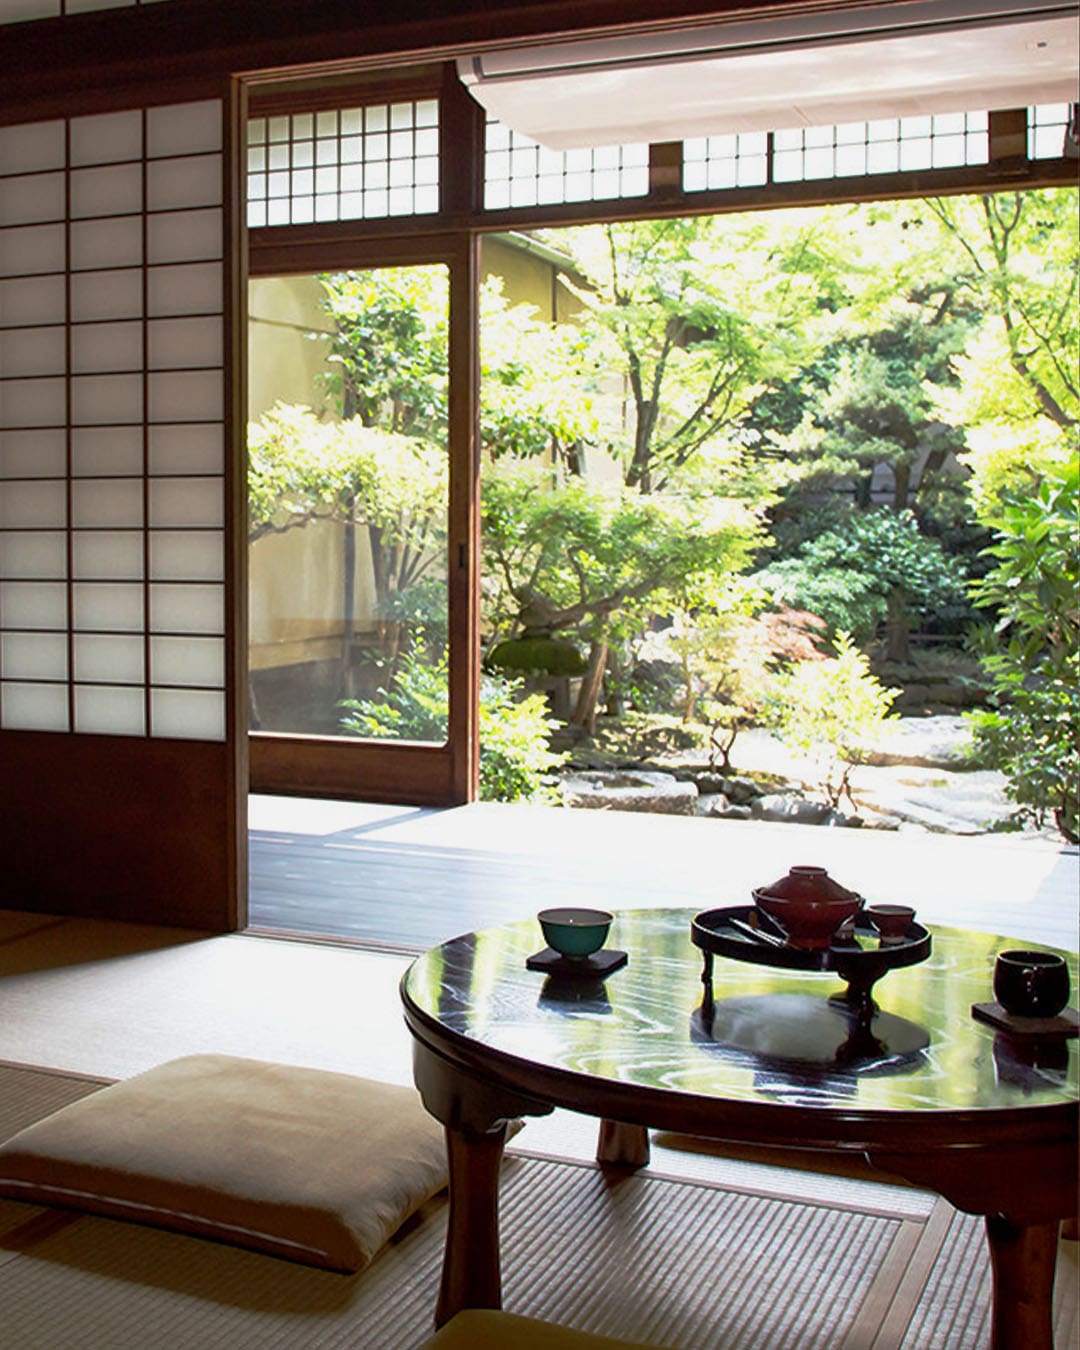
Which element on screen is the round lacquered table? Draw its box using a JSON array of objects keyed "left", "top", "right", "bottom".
[{"left": 400, "top": 909, "right": 1078, "bottom": 1348}]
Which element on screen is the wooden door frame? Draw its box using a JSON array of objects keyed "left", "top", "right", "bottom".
[{"left": 238, "top": 56, "right": 1073, "bottom": 810}]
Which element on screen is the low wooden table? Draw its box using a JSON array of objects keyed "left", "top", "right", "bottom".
[{"left": 400, "top": 909, "right": 1078, "bottom": 1348}]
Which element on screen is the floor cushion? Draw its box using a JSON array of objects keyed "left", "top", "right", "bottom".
[{"left": 0, "top": 1053, "right": 447, "bottom": 1272}]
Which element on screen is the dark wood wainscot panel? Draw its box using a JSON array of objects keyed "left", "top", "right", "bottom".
[{"left": 1, "top": 731, "right": 241, "bottom": 931}]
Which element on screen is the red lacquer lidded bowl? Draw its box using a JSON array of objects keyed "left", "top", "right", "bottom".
[{"left": 752, "top": 865, "right": 863, "bottom": 949}]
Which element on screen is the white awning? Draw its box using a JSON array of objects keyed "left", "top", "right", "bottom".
[{"left": 458, "top": 0, "right": 1079, "bottom": 149}]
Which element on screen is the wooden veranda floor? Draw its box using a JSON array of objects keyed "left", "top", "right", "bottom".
[{"left": 247, "top": 795, "right": 1080, "bottom": 953}]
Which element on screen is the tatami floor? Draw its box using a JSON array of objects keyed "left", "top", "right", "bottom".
[
  {"left": 1, "top": 903, "right": 1077, "bottom": 1350},
  {"left": 0, "top": 804, "right": 1076, "bottom": 1347}
]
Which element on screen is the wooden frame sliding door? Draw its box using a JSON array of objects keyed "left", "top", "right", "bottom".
[{"left": 247, "top": 231, "right": 481, "bottom": 806}]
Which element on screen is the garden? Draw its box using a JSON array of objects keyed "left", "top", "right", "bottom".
[{"left": 248, "top": 189, "right": 1078, "bottom": 843}]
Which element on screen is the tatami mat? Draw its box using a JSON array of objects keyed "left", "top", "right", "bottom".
[
  {"left": 899, "top": 1208, "right": 1079, "bottom": 1350},
  {"left": 1, "top": 904, "right": 1077, "bottom": 1349},
  {"left": 0, "top": 1062, "right": 901, "bottom": 1349},
  {"left": 0, "top": 1059, "right": 105, "bottom": 1139},
  {"left": 520, "top": 1109, "right": 935, "bottom": 1220},
  {"left": 1, "top": 1064, "right": 1076, "bottom": 1349}
]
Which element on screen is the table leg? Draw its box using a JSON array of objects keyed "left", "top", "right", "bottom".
[
  {"left": 597, "top": 1119, "right": 650, "bottom": 1168},
  {"left": 985, "top": 1214, "right": 1058, "bottom": 1350},
  {"left": 436, "top": 1123, "right": 508, "bottom": 1327}
]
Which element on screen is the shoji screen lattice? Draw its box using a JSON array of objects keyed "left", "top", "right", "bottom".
[{"left": 0, "top": 100, "right": 228, "bottom": 742}]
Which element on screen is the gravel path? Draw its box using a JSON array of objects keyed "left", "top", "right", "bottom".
[{"left": 730, "top": 717, "right": 1044, "bottom": 837}]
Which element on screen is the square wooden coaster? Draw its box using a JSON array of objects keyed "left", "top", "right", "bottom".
[
  {"left": 526, "top": 947, "right": 628, "bottom": 978},
  {"left": 971, "top": 1002, "right": 1079, "bottom": 1039}
]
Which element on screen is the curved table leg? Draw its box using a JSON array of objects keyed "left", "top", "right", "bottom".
[
  {"left": 868, "top": 1143, "right": 1071, "bottom": 1350},
  {"left": 437, "top": 1123, "right": 508, "bottom": 1327},
  {"left": 985, "top": 1215, "right": 1059, "bottom": 1350},
  {"left": 409, "top": 1035, "right": 554, "bottom": 1328}
]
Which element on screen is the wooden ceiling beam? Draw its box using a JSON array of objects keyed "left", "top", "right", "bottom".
[{"left": 0, "top": 0, "right": 886, "bottom": 121}]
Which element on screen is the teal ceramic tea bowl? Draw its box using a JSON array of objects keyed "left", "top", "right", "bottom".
[{"left": 538, "top": 907, "right": 613, "bottom": 960}]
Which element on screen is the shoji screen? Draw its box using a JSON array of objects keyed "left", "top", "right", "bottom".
[{"left": 0, "top": 97, "right": 242, "bottom": 930}]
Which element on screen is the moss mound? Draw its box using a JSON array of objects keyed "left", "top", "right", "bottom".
[{"left": 487, "top": 637, "right": 587, "bottom": 676}]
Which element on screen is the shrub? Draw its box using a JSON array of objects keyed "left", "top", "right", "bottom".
[
  {"left": 764, "top": 633, "right": 899, "bottom": 809},
  {"left": 966, "top": 463, "right": 1079, "bottom": 842},
  {"left": 340, "top": 648, "right": 448, "bottom": 742},
  {"left": 486, "top": 636, "right": 587, "bottom": 676},
  {"left": 340, "top": 653, "right": 565, "bottom": 803},
  {"left": 478, "top": 677, "right": 566, "bottom": 803},
  {"left": 756, "top": 509, "right": 968, "bottom": 660}
]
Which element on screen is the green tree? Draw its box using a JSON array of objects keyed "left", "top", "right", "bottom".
[
  {"left": 319, "top": 267, "right": 448, "bottom": 434},
  {"left": 764, "top": 316, "right": 971, "bottom": 521},
  {"left": 663, "top": 587, "right": 826, "bottom": 770},
  {"left": 925, "top": 191, "right": 1079, "bottom": 435},
  {"left": 746, "top": 201, "right": 982, "bottom": 531},
  {"left": 967, "top": 462, "right": 1079, "bottom": 842},
  {"left": 251, "top": 266, "right": 454, "bottom": 710},
  {"left": 557, "top": 214, "right": 824, "bottom": 493},
  {"left": 248, "top": 404, "right": 447, "bottom": 664},
  {"left": 482, "top": 461, "right": 764, "bottom": 731},
  {"left": 479, "top": 275, "right": 600, "bottom": 469},
  {"left": 323, "top": 267, "right": 599, "bottom": 465},
  {"left": 922, "top": 189, "right": 1079, "bottom": 519},
  {"left": 510, "top": 213, "right": 828, "bottom": 722},
  {"left": 755, "top": 508, "right": 968, "bottom": 661},
  {"left": 248, "top": 401, "right": 338, "bottom": 542}
]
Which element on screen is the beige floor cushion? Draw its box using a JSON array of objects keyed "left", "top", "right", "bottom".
[
  {"left": 0, "top": 1053, "right": 448, "bottom": 1271},
  {"left": 423, "top": 1311, "right": 666, "bottom": 1349}
]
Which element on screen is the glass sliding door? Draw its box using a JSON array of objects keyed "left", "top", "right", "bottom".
[
  {"left": 249, "top": 264, "right": 448, "bottom": 740},
  {"left": 247, "top": 242, "right": 478, "bottom": 804}
]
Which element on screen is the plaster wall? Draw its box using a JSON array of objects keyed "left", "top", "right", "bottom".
[{"left": 248, "top": 275, "right": 375, "bottom": 670}]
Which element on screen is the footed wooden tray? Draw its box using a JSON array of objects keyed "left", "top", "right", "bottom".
[{"left": 692, "top": 905, "right": 931, "bottom": 1019}]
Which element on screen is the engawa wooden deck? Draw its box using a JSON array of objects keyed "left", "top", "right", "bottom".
[{"left": 247, "top": 795, "right": 1080, "bottom": 954}]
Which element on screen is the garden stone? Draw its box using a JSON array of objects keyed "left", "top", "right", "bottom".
[
  {"left": 638, "top": 754, "right": 707, "bottom": 777},
  {"left": 895, "top": 684, "right": 931, "bottom": 706},
  {"left": 859, "top": 810, "right": 902, "bottom": 831},
  {"left": 707, "top": 800, "right": 753, "bottom": 821},
  {"left": 923, "top": 683, "right": 984, "bottom": 708},
  {"left": 697, "top": 792, "right": 754, "bottom": 819},
  {"left": 862, "top": 714, "right": 976, "bottom": 769},
  {"left": 749, "top": 794, "right": 834, "bottom": 825},
  {"left": 559, "top": 769, "right": 698, "bottom": 816},
  {"left": 567, "top": 747, "right": 639, "bottom": 771},
  {"left": 721, "top": 776, "right": 762, "bottom": 805}
]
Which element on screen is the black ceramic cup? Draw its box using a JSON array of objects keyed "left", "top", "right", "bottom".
[{"left": 993, "top": 950, "right": 1071, "bottom": 1019}]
